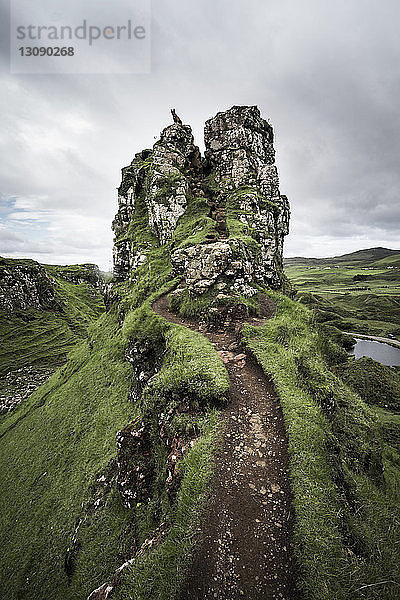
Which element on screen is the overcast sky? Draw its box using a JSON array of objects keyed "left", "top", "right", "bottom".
[{"left": 0, "top": 0, "right": 399, "bottom": 270}]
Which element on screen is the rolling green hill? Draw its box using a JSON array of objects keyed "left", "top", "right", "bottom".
[
  {"left": 285, "top": 248, "right": 400, "bottom": 340},
  {"left": 285, "top": 247, "right": 400, "bottom": 267}
]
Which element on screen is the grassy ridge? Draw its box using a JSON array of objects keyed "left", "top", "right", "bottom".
[
  {"left": 0, "top": 268, "right": 230, "bottom": 599},
  {"left": 0, "top": 308, "right": 76, "bottom": 376},
  {"left": 284, "top": 247, "right": 400, "bottom": 267},
  {"left": 243, "top": 292, "right": 400, "bottom": 599},
  {"left": 0, "top": 264, "right": 105, "bottom": 376},
  {"left": 112, "top": 300, "right": 229, "bottom": 599}
]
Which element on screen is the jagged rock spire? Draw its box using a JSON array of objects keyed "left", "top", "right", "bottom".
[{"left": 112, "top": 106, "right": 290, "bottom": 294}]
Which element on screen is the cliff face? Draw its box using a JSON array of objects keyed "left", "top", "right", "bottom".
[
  {"left": 0, "top": 258, "right": 104, "bottom": 313},
  {"left": 112, "top": 106, "right": 290, "bottom": 298},
  {"left": 0, "top": 258, "right": 58, "bottom": 312}
]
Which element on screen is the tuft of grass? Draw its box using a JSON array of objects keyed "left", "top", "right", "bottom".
[
  {"left": 171, "top": 195, "right": 215, "bottom": 250},
  {"left": 148, "top": 323, "right": 230, "bottom": 403},
  {"left": 167, "top": 286, "right": 217, "bottom": 318},
  {"left": 336, "top": 357, "right": 400, "bottom": 412}
]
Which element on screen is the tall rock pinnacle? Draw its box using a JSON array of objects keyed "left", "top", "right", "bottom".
[{"left": 112, "top": 106, "right": 290, "bottom": 298}]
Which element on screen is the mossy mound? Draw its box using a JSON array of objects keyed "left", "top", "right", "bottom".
[{"left": 337, "top": 357, "right": 400, "bottom": 412}]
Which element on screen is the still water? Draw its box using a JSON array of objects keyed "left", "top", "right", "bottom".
[{"left": 349, "top": 338, "right": 400, "bottom": 366}]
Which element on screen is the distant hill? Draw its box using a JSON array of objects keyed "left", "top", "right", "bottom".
[{"left": 284, "top": 247, "right": 400, "bottom": 267}]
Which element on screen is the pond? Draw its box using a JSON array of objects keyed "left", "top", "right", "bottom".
[{"left": 349, "top": 338, "right": 400, "bottom": 366}]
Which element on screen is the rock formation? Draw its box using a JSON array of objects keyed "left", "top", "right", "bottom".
[
  {"left": 0, "top": 258, "right": 58, "bottom": 312},
  {"left": 0, "top": 258, "right": 104, "bottom": 313},
  {"left": 112, "top": 106, "right": 290, "bottom": 297}
]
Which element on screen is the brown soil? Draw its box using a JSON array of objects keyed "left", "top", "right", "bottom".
[{"left": 152, "top": 295, "right": 299, "bottom": 600}]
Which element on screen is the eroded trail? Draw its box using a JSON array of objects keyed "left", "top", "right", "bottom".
[{"left": 152, "top": 296, "right": 298, "bottom": 600}]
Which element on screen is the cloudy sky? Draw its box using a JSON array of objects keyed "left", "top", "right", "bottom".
[{"left": 0, "top": 0, "right": 399, "bottom": 270}]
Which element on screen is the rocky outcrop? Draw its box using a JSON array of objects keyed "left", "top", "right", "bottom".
[
  {"left": 196, "top": 105, "right": 289, "bottom": 293},
  {"left": 0, "top": 258, "right": 58, "bottom": 312},
  {"left": 171, "top": 241, "right": 233, "bottom": 294},
  {"left": 0, "top": 258, "right": 105, "bottom": 414},
  {"left": 124, "top": 339, "right": 164, "bottom": 404},
  {"left": 112, "top": 150, "right": 152, "bottom": 280},
  {"left": 116, "top": 417, "right": 154, "bottom": 508},
  {"left": 116, "top": 395, "right": 200, "bottom": 508},
  {"left": 0, "top": 259, "right": 105, "bottom": 313},
  {"left": 147, "top": 124, "right": 202, "bottom": 244},
  {"left": 0, "top": 365, "right": 58, "bottom": 414},
  {"left": 86, "top": 521, "right": 170, "bottom": 600},
  {"left": 112, "top": 124, "right": 202, "bottom": 280},
  {"left": 112, "top": 105, "right": 290, "bottom": 295}
]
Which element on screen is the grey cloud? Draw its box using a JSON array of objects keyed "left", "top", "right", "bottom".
[{"left": 0, "top": 0, "right": 399, "bottom": 268}]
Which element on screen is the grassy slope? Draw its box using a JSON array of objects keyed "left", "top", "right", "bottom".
[
  {"left": 243, "top": 292, "right": 400, "bottom": 600},
  {"left": 0, "top": 264, "right": 105, "bottom": 376},
  {"left": 0, "top": 190, "right": 231, "bottom": 599},
  {"left": 0, "top": 313, "right": 134, "bottom": 599},
  {"left": 0, "top": 287, "right": 230, "bottom": 599}
]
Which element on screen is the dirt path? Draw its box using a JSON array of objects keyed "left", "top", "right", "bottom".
[{"left": 152, "top": 296, "right": 298, "bottom": 600}]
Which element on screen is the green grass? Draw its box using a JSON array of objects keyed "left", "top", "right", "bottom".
[
  {"left": 0, "top": 263, "right": 105, "bottom": 377},
  {"left": 285, "top": 257, "right": 400, "bottom": 340},
  {"left": 3, "top": 280, "right": 398, "bottom": 599},
  {"left": 0, "top": 313, "right": 135, "bottom": 599},
  {"left": 0, "top": 264, "right": 230, "bottom": 600},
  {"left": 171, "top": 195, "right": 215, "bottom": 249},
  {"left": 242, "top": 291, "right": 400, "bottom": 600},
  {"left": 336, "top": 357, "right": 400, "bottom": 412},
  {"left": 225, "top": 186, "right": 264, "bottom": 252},
  {"left": 110, "top": 301, "right": 229, "bottom": 599},
  {"left": 0, "top": 308, "right": 76, "bottom": 376},
  {"left": 285, "top": 264, "right": 400, "bottom": 295}
]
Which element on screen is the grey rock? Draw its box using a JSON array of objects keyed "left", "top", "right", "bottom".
[
  {"left": 112, "top": 105, "right": 290, "bottom": 294},
  {"left": 0, "top": 259, "right": 58, "bottom": 312},
  {"left": 147, "top": 123, "right": 201, "bottom": 244},
  {"left": 172, "top": 242, "right": 233, "bottom": 293}
]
